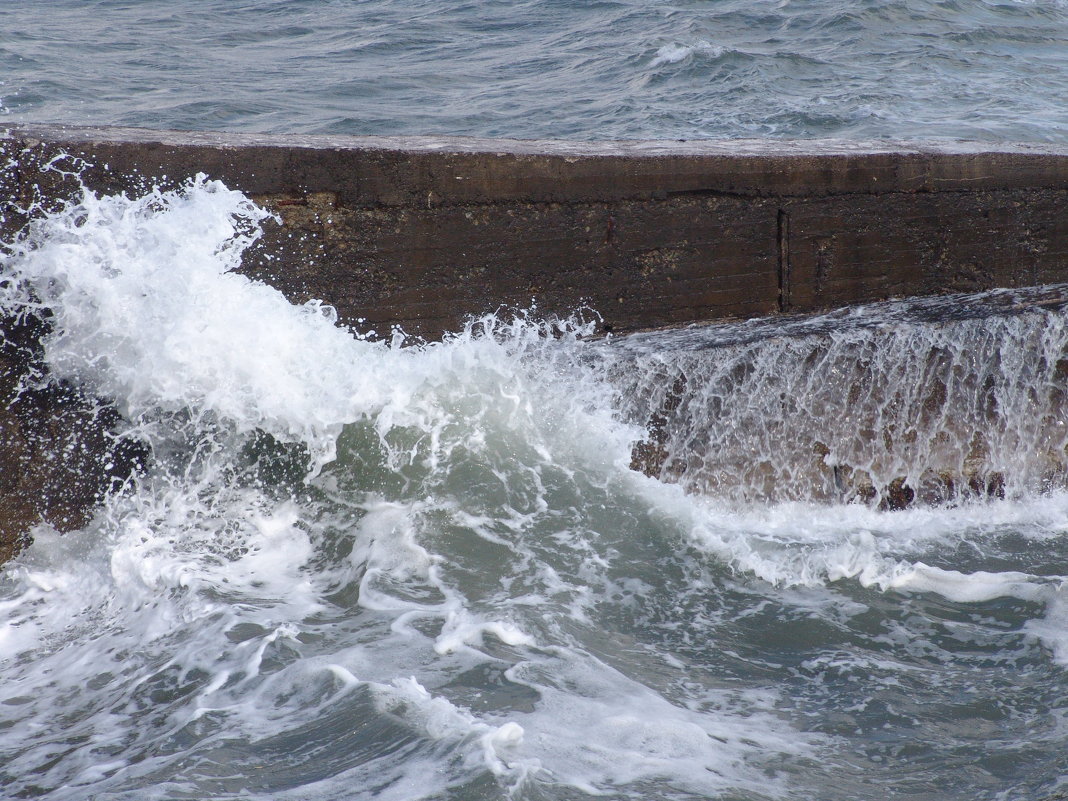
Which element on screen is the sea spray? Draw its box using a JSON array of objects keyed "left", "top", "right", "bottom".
[{"left": 1, "top": 177, "right": 1067, "bottom": 800}]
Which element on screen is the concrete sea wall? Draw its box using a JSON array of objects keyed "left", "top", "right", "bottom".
[
  {"left": 1, "top": 124, "right": 1068, "bottom": 560},
  {"left": 4, "top": 125, "right": 1068, "bottom": 337}
]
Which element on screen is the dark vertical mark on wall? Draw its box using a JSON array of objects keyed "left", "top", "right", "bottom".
[
  {"left": 815, "top": 238, "right": 833, "bottom": 295},
  {"left": 777, "top": 208, "right": 791, "bottom": 312}
]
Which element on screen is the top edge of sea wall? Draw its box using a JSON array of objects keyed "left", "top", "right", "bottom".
[
  {"left": 3, "top": 124, "right": 1068, "bottom": 337},
  {"left": 11, "top": 123, "right": 1068, "bottom": 156},
  {"left": 7, "top": 124, "right": 1068, "bottom": 197}
]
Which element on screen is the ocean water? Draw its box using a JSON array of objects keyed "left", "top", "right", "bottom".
[
  {"left": 3, "top": 1, "right": 1068, "bottom": 799},
  {"left": 2, "top": 0, "right": 1068, "bottom": 142},
  {"left": 1, "top": 175, "right": 1068, "bottom": 800}
]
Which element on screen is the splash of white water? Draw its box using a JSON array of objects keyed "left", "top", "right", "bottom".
[{"left": 1, "top": 175, "right": 1067, "bottom": 801}]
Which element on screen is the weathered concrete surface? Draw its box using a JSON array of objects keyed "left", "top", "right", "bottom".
[{"left": 3, "top": 125, "right": 1068, "bottom": 337}]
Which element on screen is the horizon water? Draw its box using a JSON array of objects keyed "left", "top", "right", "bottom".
[
  {"left": 3, "top": 1, "right": 1068, "bottom": 799},
  {"left": 2, "top": 0, "right": 1068, "bottom": 142}
]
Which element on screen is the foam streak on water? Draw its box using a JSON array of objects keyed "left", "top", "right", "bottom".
[{"left": 1, "top": 180, "right": 1068, "bottom": 800}]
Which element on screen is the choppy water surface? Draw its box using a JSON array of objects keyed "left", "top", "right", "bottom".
[
  {"left": 1, "top": 177, "right": 1068, "bottom": 800},
  {"left": 2, "top": 0, "right": 1068, "bottom": 141}
]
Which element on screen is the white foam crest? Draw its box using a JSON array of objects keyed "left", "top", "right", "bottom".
[
  {"left": 434, "top": 609, "right": 537, "bottom": 655},
  {"left": 650, "top": 41, "right": 726, "bottom": 67},
  {"left": 369, "top": 309, "right": 637, "bottom": 486},
  {"left": 638, "top": 473, "right": 1068, "bottom": 604},
  {"left": 0, "top": 174, "right": 636, "bottom": 489},
  {"left": 888, "top": 562, "right": 1057, "bottom": 603},
  {"left": 0, "top": 177, "right": 633, "bottom": 512},
  {"left": 349, "top": 501, "right": 452, "bottom": 619},
  {"left": 0, "top": 525, "right": 122, "bottom": 653},
  {"left": 372, "top": 676, "right": 533, "bottom": 780},
  {"left": 107, "top": 494, "right": 321, "bottom": 615},
  {"left": 0, "top": 175, "right": 397, "bottom": 458}
]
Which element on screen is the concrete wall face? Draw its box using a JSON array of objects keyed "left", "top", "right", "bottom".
[
  {"left": 244, "top": 192, "right": 783, "bottom": 336},
  {"left": 3, "top": 126, "right": 1068, "bottom": 337},
  {"left": 782, "top": 189, "right": 1068, "bottom": 311}
]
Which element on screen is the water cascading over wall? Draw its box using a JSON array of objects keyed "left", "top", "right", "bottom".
[{"left": 614, "top": 288, "right": 1068, "bottom": 508}]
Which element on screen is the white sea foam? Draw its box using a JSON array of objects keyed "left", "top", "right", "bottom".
[
  {"left": 501, "top": 654, "right": 817, "bottom": 798},
  {"left": 0, "top": 176, "right": 804, "bottom": 799},
  {"left": 2, "top": 176, "right": 1067, "bottom": 799},
  {"left": 641, "top": 475, "right": 1068, "bottom": 595},
  {"left": 1, "top": 175, "right": 386, "bottom": 466}
]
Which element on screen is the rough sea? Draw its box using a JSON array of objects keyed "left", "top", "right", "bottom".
[
  {"left": 3, "top": 1, "right": 1068, "bottom": 800},
  {"left": 3, "top": 0, "right": 1068, "bottom": 141}
]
